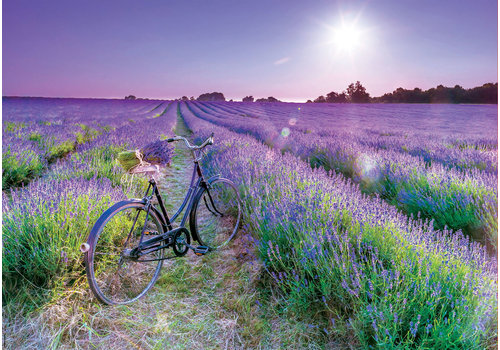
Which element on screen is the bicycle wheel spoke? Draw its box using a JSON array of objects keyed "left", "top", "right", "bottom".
[
  {"left": 192, "top": 179, "right": 241, "bottom": 249},
  {"left": 87, "top": 203, "right": 165, "bottom": 304},
  {"left": 123, "top": 209, "right": 142, "bottom": 247}
]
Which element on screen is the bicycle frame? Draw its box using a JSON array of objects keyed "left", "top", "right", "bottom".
[{"left": 133, "top": 152, "right": 220, "bottom": 256}]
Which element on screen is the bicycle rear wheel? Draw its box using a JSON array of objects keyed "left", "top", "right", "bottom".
[
  {"left": 190, "top": 178, "right": 242, "bottom": 250},
  {"left": 84, "top": 201, "right": 165, "bottom": 305}
]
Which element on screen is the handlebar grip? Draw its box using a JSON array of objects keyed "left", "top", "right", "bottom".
[{"left": 166, "top": 138, "right": 175, "bottom": 143}]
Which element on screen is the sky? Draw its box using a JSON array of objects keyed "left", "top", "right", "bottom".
[{"left": 2, "top": 0, "right": 498, "bottom": 101}]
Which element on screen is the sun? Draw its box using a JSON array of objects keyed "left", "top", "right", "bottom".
[
  {"left": 318, "top": 13, "right": 371, "bottom": 58},
  {"left": 333, "top": 22, "right": 363, "bottom": 53}
]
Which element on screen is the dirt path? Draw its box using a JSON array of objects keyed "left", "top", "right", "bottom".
[{"left": 138, "top": 109, "right": 264, "bottom": 349}]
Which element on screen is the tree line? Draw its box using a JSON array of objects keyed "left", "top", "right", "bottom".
[
  {"left": 309, "top": 82, "right": 498, "bottom": 104},
  {"left": 373, "top": 83, "right": 497, "bottom": 104},
  {"left": 125, "top": 82, "right": 497, "bottom": 104}
]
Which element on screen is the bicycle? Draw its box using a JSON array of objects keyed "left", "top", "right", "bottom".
[{"left": 80, "top": 133, "right": 242, "bottom": 305}]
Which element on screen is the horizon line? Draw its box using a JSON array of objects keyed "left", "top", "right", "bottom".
[{"left": 3, "top": 81, "right": 497, "bottom": 104}]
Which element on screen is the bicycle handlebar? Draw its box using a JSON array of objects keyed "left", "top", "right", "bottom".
[{"left": 167, "top": 133, "right": 214, "bottom": 151}]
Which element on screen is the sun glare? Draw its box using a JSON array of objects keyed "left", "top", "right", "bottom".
[
  {"left": 333, "top": 23, "right": 363, "bottom": 53},
  {"left": 319, "top": 13, "right": 372, "bottom": 59}
]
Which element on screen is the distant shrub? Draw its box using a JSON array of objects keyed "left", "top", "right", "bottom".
[
  {"left": 242, "top": 96, "right": 254, "bottom": 102},
  {"left": 256, "top": 96, "right": 281, "bottom": 103}
]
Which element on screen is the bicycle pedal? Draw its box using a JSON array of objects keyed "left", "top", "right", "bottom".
[
  {"left": 194, "top": 246, "right": 209, "bottom": 256},
  {"left": 144, "top": 231, "right": 158, "bottom": 235}
]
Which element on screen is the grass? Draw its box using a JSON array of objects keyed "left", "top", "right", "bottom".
[
  {"left": 307, "top": 145, "right": 498, "bottom": 247},
  {"left": 2, "top": 122, "right": 111, "bottom": 191}
]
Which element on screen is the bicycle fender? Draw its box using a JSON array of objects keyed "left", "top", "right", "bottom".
[{"left": 206, "top": 174, "right": 221, "bottom": 184}]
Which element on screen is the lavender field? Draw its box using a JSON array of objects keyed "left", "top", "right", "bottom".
[{"left": 2, "top": 97, "right": 498, "bottom": 348}]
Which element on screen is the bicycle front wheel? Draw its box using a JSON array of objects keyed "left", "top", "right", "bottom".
[
  {"left": 190, "top": 178, "right": 242, "bottom": 250},
  {"left": 84, "top": 201, "right": 165, "bottom": 305}
]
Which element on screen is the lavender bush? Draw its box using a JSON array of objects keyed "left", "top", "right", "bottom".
[
  {"left": 179, "top": 101, "right": 497, "bottom": 348},
  {"left": 2, "top": 98, "right": 177, "bottom": 307},
  {"left": 2, "top": 177, "right": 126, "bottom": 306},
  {"left": 184, "top": 100, "right": 498, "bottom": 249},
  {"left": 2, "top": 98, "right": 497, "bottom": 347},
  {"left": 2, "top": 97, "right": 167, "bottom": 190}
]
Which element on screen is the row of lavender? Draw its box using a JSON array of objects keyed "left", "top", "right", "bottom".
[
  {"left": 206, "top": 101, "right": 497, "bottom": 170},
  {"left": 2, "top": 97, "right": 167, "bottom": 189},
  {"left": 178, "top": 101, "right": 497, "bottom": 348},
  {"left": 182, "top": 100, "right": 498, "bottom": 250},
  {"left": 2, "top": 98, "right": 178, "bottom": 307}
]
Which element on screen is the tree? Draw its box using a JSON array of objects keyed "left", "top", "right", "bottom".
[
  {"left": 125, "top": 95, "right": 136, "bottom": 100},
  {"left": 197, "top": 92, "right": 226, "bottom": 101},
  {"left": 326, "top": 91, "right": 348, "bottom": 103},
  {"left": 325, "top": 92, "right": 338, "bottom": 103},
  {"left": 431, "top": 85, "right": 452, "bottom": 103},
  {"left": 371, "top": 82, "right": 497, "bottom": 104},
  {"left": 242, "top": 96, "right": 254, "bottom": 102},
  {"left": 181, "top": 96, "right": 189, "bottom": 101},
  {"left": 314, "top": 95, "right": 326, "bottom": 103},
  {"left": 337, "top": 92, "right": 348, "bottom": 103},
  {"left": 306, "top": 99, "right": 313, "bottom": 103},
  {"left": 256, "top": 96, "right": 280, "bottom": 102},
  {"left": 346, "top": 81, "right": 370, "bottom": 103}
]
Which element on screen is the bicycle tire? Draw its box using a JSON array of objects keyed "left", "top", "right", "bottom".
[
  {"left": 84, "top": 201, "right": 165, "bottom": 305},
  {"left": 189, "top": 178, "right": 242, "bottom": 250}
]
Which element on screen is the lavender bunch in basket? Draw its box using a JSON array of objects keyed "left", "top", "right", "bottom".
[
  {"left": 117, "top": 139, "right": 174, "bottom": 172},
  {"left": 141, "top": 140, "right": 174, "bottom": 166}
]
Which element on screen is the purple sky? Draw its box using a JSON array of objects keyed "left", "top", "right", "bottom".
[{"left": 3, "top": 0, "right": 497, "bottom": 101}]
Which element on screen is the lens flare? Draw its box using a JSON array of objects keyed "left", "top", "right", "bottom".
[
  {"left": 356, "top": 154, "right": 380, "bottom": 182},
  {"left": 281, "top": 127, "right": 290, "bottom": 137}
]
